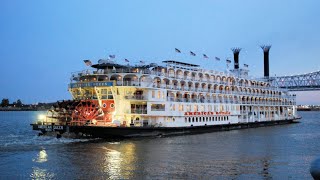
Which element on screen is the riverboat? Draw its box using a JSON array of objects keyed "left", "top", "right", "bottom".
[{"left": 31, "top": 48, "right": 299, "bottom": 138}]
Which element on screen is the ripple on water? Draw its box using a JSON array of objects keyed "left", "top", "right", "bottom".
[{"left": 0, "top": 135, "right": 93, "bottom": 154}]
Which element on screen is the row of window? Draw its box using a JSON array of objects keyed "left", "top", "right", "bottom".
[
  {"left": 170, "top": 103, "right": 236, "bottom": 112},
  {"left": 185, "top": 116, "right": 229, "bottom": 123}
]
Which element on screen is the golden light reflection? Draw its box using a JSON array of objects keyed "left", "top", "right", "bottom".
[
  {"left": 32, "top": 149, "right": 48, "bottom": 163},
  {"left": 30, "top": 167, "right": 55, "bottom": 179},
  {"left": 103, "top": 142, "right": 136, "bottom": 179}
]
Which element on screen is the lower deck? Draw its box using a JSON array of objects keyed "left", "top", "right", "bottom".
[{"left": 32, "top": 117, "right": 300, "bottom": 138}]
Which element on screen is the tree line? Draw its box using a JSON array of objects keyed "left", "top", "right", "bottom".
[{"left": 1, "top": 98, "right": 23, "bottom": 107}]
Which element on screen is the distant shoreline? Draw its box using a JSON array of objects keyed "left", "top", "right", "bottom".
[
  {"left": 297, "top": 108, "right": 320, "bottom": 111},
  {"left": 0, "top": 107, "right": 49, "bottom": 111}
]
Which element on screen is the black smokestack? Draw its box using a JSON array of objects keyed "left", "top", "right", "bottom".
[
  {"left": 232, "top": 48, "right": 241, "bottom": 69},
  {"left": 260, "top": 45, "right": 271, "bottom": 78}
]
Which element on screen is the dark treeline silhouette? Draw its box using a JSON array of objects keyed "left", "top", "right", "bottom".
[{"left": 0, "top": 98, "right": 59, "bottom": 111}]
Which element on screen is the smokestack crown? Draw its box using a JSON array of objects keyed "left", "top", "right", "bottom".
[
  {"left": 261, "top": 45, "right": 271, "bottom": 52},
  {"left": 232, "top": 47, "right": 242, "bottom": 69},
  {"left": 260, "top": 45, "right": 271, "bottom": 78}
]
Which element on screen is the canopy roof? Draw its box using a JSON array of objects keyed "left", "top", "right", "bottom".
[{"left": 162, "top": 60, "right": 199, "bottom": 67}]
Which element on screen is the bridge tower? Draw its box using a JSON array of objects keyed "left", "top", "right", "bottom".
[{"left": 260, "top": 45, "right": 271, "bottom": 79}]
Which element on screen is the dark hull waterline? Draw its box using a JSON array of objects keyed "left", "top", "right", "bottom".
[{"left": 31, "top": 119, "right": 300, "bottom": 138}]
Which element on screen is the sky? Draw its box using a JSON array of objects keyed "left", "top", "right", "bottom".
[{"left": 0, "top": 0, "right": 320, "bottom": 104}]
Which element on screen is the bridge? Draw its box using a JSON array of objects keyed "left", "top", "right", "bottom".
[{"left": 271, "top": 70, "right": 320, "bottom": 91}]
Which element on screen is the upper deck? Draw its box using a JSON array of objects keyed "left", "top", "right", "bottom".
[{"left": 68, "top": 60, "right": 296, "bottom": 106}]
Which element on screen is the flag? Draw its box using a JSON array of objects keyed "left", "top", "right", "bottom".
[
  {"left": 175, "top": 48, "right": 181, "bottom": 53},
  {"left": 83, "top": 60, "right": 92, "bottom": 66},
  {"left": 140, "top": 60, "right": 145, "bottom": 64},
  {"left": 203, "top": 54, "right": 209, "bottom": 59},
  {"left": 215, "top": 57, "right": 220, "bottom": 61},
  {"left": 244, "top": 64, "right": 249, "bottom": 68},
  {"left": 190, "top": 51, "right": 196, "bottom": 56},
  {"left": 226, "top": 59, "right": 231, "bottom": 63},
  {"left": 109, "top": 55, "right": 116, "bottom": 59},
  {"left": 125, "top": 59, "right": 129, "bottom": 63}
]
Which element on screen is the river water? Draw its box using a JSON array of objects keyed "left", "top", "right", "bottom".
[{"left": 0, "top": 111, "right": 318, "bottom": 179}]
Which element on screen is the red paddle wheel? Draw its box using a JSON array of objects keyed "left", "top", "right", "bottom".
[{"left": 71, "top": 100, "right": 102, "bottom": 125}]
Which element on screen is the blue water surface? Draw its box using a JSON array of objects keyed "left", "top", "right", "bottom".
[{"left": 0, "top": 111, "right": 318, "bottom": 179}]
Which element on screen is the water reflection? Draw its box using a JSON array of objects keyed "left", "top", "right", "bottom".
[
  {"left": 29, "top": 149, "right": 55, "bottom": 179},
  {"left": 30, "top": 167, "right": 55, "bottom": 179},
  {"left": 32, "top": 149, "right": 48, "bottom": 163},
  {"left": 261, "top": 158, "right": 272, "bottom": 179},
  {"left": 103, "top": 148, "right": 121, "bottom": 178},
  {"left": 102, "top": 142, "right": 136, "bottom": 179}
]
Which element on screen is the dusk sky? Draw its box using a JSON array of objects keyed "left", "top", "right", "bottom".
[{"left": 1, "top": 0, "right": 320, "bottom": 104}]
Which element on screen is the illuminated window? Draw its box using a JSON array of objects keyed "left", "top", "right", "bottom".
[
  {"left": 194, "top": 105, "right": 198, "bottom": 111},
  {"left": 152, "top": 91, "right": 155, "bottom": 98},
  {"left": 157, "top": 91, "right": 161, "bottom": 99},
  {"left": 179, "top": 104, "right": 184, "bottom": 111}
]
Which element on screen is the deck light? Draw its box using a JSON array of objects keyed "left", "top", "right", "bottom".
[{"left": 38, "top": 114, "right": 46, "bottom": 120}]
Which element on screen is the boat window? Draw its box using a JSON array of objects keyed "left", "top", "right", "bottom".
[
  {"left": 194, "top": 105, "right": 198, "bottom": 111},
  {"left": 200, "top": 105, "right": 205, "bottom": 111},
  {"left": 170, "top": 104, "right": 176, "bottom": 111},
  {"left": 220, "top": 105, "right": 224, "bottom": 111},
  {"left": 151, "top": 104, "right": 165, "bottom": 111},
  {"left": 179, "top": 104, "right": 184, "bottom": 111},
  {"left": 135, "top": 117, "right": 140, "bottom": 124},
  {"left": 186, "top": 105, "right": 191, "bottom": 111},
  {"left": 214, "top": 105, "right": 218, "bottom": 111}
]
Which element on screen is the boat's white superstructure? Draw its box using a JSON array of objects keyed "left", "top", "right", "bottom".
[{"left": 68, "top": 59, "right": 298, "bottom": 128}]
